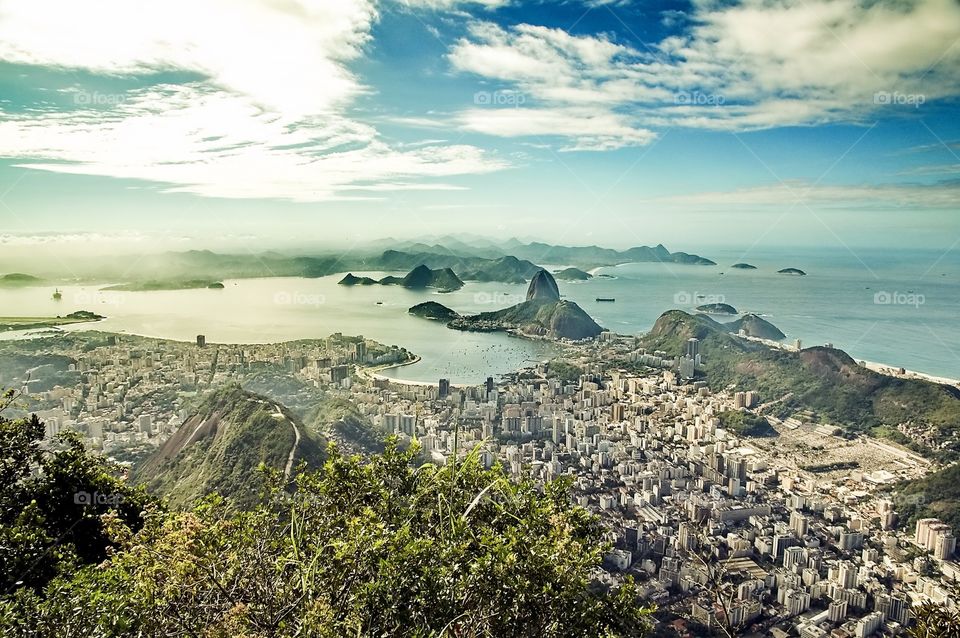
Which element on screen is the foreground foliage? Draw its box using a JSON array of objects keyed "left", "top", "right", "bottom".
[{"left": 1, "top": 402, "right": 651, "bottom": 637}]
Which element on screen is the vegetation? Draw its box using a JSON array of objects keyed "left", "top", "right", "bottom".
[
  {"left": 547, "top": 360, "right": 585, "bottom": 384},
  {"left": 0, "top": 273, "right": 42, "bottom": 286},
  {"left": 642, "top": 311, "right": 960, "bottom": 460},
  {"left": 101, "top": 279, "right": 224, "bottom": 291},
  {"left": 553, "top": 267, "right": 592, "bottom": 281},
  {"left": 908, "top": 602, "right": 960, "bottom": 638},
  {"left": 408, "top": 301, "right": 460, "bottom": 321},
  {"left": 0, "top": 390, "right": 155, "bottom": 594},
  {"left": 896, "top": 463, "right": 960, "bottom": 532},
  {"left": 451, "top": 299, "right": 603, "bottom": 340},
  {"left": 0, "top": 395, "right": 653, "bottom": 636},
  {"left": 695, "top": 303, "right": 737, "bottom": 316},
  {"left": 133, "top": 384, "right": 327, "bottom": 510},
  {"left": 716, "top": 411, "right": 776, "bottom": 437}
]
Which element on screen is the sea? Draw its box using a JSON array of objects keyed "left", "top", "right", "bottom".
[{"left": 1, "top": 246, "right": 957, "bottom": 384}]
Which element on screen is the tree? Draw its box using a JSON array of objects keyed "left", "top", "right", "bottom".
[
  {"left": 2, "top": 441, "right": 653, "bottom": 637},
  {"left": 909, "top": 603, "right": 960, "bottom": 638},
  {"left": 0, "top": 395, "right": 155, "bottom": 594}
]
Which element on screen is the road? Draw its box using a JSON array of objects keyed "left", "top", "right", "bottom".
[{"left": 273, "top": 403, "right": 301, "bottom": 480}]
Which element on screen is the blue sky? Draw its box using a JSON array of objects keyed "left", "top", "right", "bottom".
[{"left": 0, "top": 0, "right": 958, "bottom": 254}]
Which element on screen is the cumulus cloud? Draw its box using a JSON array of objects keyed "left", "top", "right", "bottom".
[
  {"left": 0, "top": 0, "right": 506, "bottom": 201},
  {"left": 448, "top": 0, "right": 960, "bottom": 146}
]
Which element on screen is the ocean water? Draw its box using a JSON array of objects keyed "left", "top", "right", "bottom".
[{"left": 0, "top": 246, "right": 957, "bottom": 382}]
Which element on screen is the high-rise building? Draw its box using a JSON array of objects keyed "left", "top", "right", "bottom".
[
  {"left": 686, "top": 338, "right": 700, "bottom": 359},
  {"left": 790, "top": 510, "right": 809, "bottom": 536},
  {"left": 196, "top": 334, "right": 206, "bottom": 348},
  {"left": 439, "top": 378, "right": 450, "bottom": 398}
]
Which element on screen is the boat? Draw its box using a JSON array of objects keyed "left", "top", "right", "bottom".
[
  {"left": 52, "top": 288, "right": 62, "bottom": 300},
  {"left": 595, "top": 297, "right": 615, "bottom": 302}
]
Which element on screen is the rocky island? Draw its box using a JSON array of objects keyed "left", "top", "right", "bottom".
[
  {"left": 447, "top": 270, "right": 603, "bottom": 341},
  {"left": 731, "top": 263, "right": 757, "bottom": 270},
  {"left": 696, "top": 302, "right": 738, "bottom": 315},
  {"left": 408, "top": 301, "right": 459, "bottom": 321},
  {"left": 778, "top": 267, "right": 807, "bottom": 276},
  {"left": 553, "top": 267, "right": 592, "bottom": 281},
  {"left": 340, "top": 265, "right": 465, "bottom": 291}
]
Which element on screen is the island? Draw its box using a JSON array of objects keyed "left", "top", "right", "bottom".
[
  {"left": 338, "top": 273, "right": 378, "bottom": 286},
  {"left": 408, "top": 301, "right": 460, "bottom": 321},
  {"left": 731, "top": 263, "right": 757, "bottom": 270},
  {"left": 102, "top": 279, "right": 225, "bottom": 291},
  {"left": 553, "top": 267, "right": 593, "bottom": 281},
  {"left": 0, "top": 272, "right": 42, "bottom": 287},
  {"left": 448, "top": 270, "right": 603, "bottom": 341},
  {"left": 778, "top": 267, "right": 807, "bottom": 276},
  {"left": 0, "top": 310, "right": 105, "bottom": 332},
  {"left": 340, "top": 265, "right": 465, "bottom": 292},
  {"left": 696, "top": 302, "right": 738, "bottom": 315}
]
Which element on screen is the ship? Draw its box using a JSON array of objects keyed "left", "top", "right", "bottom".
[
  {"left": 595, "top": 297, "right": 615, "bottom": 302},
  {"left": 52, "top": 288, "right": 62, "bottom": 300}
]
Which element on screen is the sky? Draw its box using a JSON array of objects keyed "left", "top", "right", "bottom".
[{"left": 0, "top": 0, "right": 958, "bottom": 256}]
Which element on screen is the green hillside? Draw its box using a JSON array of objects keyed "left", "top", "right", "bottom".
[
  {"left": 643, "top": 311, "right": 960, "bottom": 459},
  {"left": 134, "top": 384, "right": 326, "bottom": 509}
]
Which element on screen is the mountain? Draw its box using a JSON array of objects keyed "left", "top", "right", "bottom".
[
  {"left": 896, "top": 463, "right": 960, "bottom": 531},
  {"left": 340, "top": 266, "right": 464, "bottom": 291},
  {"left": 641, "top": 311, "right": 960, "bottom": 459},
  {"left": 499, "top": 241, "right": 715, "bottom": 267},
  {"left": 338, "top": 273, "right": 378, "bottom": 285},
  {"left": 451, "top": 299, "right": 603, "bottom": 341},
  {"left": 448, "top": 271, "right": 602, "bottom": 340},
  {"left": 553, "top": 267, "right": 592, "bottom": 281},
  {"left": 409, "top": 301, "right": 459, "bottom": 321},
  {"left": 134, "top": 385, "right": 327, "bottom": 509},
  {"left": 725, "top": 313, "right": 787, "bottom": 340},
  {"left": 526, "top": 269, "right": 561, "bottom": 301},
  {"left": 459, "top": 256, "right": 542, "bottom": 283},
  {"left": 397, "top": 264, "right": 463, "bottom": 290}
]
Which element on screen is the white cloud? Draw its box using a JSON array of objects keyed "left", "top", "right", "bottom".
[
  {"left": 457, "top": 106, "right": 655, "bottom": 151},
  {"left": 658, "top": 180, "right": 960, "bottom": 210},
  {"left": 1, "top": 84, "right": 506, "bottom": 201},
  {"left": 0, "top": 0, "right": 507, "bottom": 200},
  {"left": 448, "top": 0, "right": 960, "bottom": 144}
]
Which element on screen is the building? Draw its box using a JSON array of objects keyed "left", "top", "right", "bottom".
[
  {"left": 196, "top": 334, "right": 206, "bottom": 348},
  {"left": 439, "top": 378, "right": 450, "bottom": 399}
]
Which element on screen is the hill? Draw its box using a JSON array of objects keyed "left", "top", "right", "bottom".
[
  {"left": 696, "top": 302, "right": 737, "bottom": 315},
  {"left": 396, "top": 264, "right": 463, "bottom": 290},
  {"left": 896, "top": 463, "right": 960, "bottom": 531},
  {"left": 459, "top": 255, "right": 542, "bottom": 283},
  {"left": 409, "top": 301, "right": 459, "bottom": 321},
  {"left": 554, "top": 267, "right": 593, "bottom": 281},
  {"left": 450, "top": 271, "right": 603, "bottom": 340},
  {"left": 0, "top": 272, "right": 42, "bottom": 286},
  {"left": 641, "top": 310, "right": 960, "bottom": 459},
  {"left": 338, "top": 273, "right": 378, "bottom": 285},
  {"left": 724, "top": 313, "right": 786, "bottom": 340},
  {"left": 134, "top": 384, "right": 327, "bottom": 509}
]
